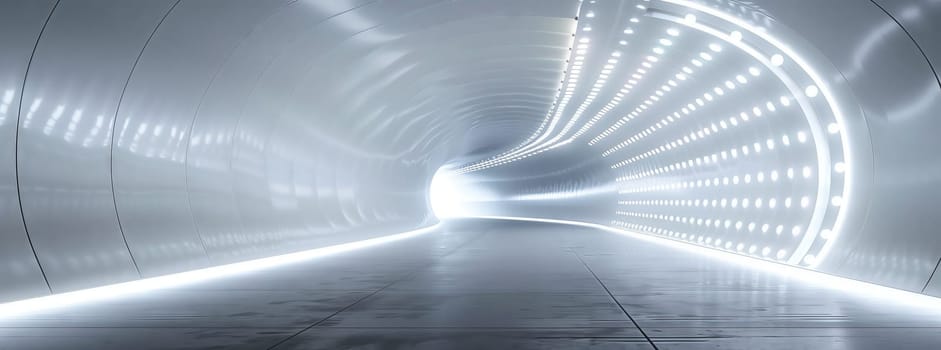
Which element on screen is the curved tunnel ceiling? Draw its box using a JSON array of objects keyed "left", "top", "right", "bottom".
[{"left": 2, "top": 0, "right": 941, "bottom": 303}]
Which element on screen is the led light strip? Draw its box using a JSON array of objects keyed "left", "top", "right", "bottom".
[
  {"left": 453, "top": 13, "right": 583, "bottom": 173},
  {"left": 584, "top": 61, "right": 709, "bottom": 145},
  {"left": 614, "top": 221, "right": 789, "bottom": 260},
  {"left": 571, "top": 28, "right": 681, "bottom": 142},
  {"left": 615, "top": 210, "right": 803, "bottom": 260},
  {"left": 601, "top": 67, "right": 767, "bottom": 159},
  {"left": 611, "top": 96, "right": 793, "bottom": 169},
  {"left": 588, "top": 43, "right": 723, "bottom": 146},
  {"left": 621, "top": 0, "right": 853, "bottom": 268},
  {"left": 0, "top": 224, "right": 439, "bottom": 317},
  {"left": 614, "top": 133, "right": 811, "bottom": 184},
  {"left": 458, "top": 1, "right": 656, "bottom": 174},
  {"left": 455, "top": 5, "right": 590, "bottom": 174}
]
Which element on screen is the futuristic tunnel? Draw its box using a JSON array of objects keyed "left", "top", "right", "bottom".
[{"left": 2, "top": 0, "right": 941, "bottom": 348}]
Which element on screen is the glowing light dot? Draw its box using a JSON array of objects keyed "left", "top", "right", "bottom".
[
  {"left": 730, "top": 30, "right": 743, "bottom": 41},
  {"left": 834, "top": 162, "right": 846, "bottom": 173},
  {"left": 803, "top": 255, "right": 817, "bottom": 265},
  {"left": 828, "top": 123, "right": 841, "bottom": 134},
  {"left": 684, "top": 14, "right": 697, "bottom": 23},
  {"left": 805, "top": 85, "right": 820, "bottom": 97},
  {"left": 770, "top": 54, "right": 785, "bottom": 66}
]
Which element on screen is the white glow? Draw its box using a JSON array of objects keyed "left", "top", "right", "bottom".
[
  {"left": 805, "top": 85, "right": 820, "bottom": 97},
  {"left": 0, "top": 224, "right": 439, "bottom": 318},
  {"left": 658, "top": 0, "right": 857, "bottom": 268},
  {"left": 834, "top": 162, "right": 846, "bottom": 173},
  {"left": 429, "top": 168, "right": 465, "bottom": 218}
]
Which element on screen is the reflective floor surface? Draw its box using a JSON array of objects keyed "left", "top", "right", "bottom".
[{"left": 1, "top": 219, "right": 939, "bottom": 349}]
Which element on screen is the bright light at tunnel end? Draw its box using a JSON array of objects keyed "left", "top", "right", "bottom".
[
  {"left": 0, "top": 224, "right": 439, "bottom": 318},
  {"left": 429, "top": 167, "right": 467, "bottom": 219}
]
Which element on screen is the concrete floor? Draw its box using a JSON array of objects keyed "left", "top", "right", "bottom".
[{"left": 1, "top": 219, "right": 940, "bottom": 349}]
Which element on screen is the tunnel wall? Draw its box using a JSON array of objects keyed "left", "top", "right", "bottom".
[
  {"left": 0, "top": 0, "right": 579, "bottom": 302},
  {"left": 450, "top": 0, "right": 941, "bottom": 297},
  {"left": 4, "top": 0, "right": 941, "bottom": 303}
]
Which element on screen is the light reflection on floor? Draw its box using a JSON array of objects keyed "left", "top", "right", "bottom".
[{"left": 0, "top": 219, "right": 939, "bottom": 349}]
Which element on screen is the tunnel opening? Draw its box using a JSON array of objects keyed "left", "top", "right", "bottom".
[{"left": 429, "top": 167, "right": 463, "bottom": 219}]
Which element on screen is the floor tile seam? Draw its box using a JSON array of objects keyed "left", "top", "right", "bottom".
[
  {"left": 4, "top": 326, "right": 939, "bottom": 330},
  {"left": 571, "top": 249, "right": 661, "bottom": 350}
]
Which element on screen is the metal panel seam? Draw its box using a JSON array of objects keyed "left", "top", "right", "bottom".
[
  {"left": 109, "top": 0, "right": 189, "bottom": 277},
  {"left": 12, "top": 0, "right": 62, "bottom": 294},
  {"left": 867, "top": 0, "right": 941, "bottom": 294}
]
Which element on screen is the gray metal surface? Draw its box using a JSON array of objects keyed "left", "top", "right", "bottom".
[
  {"left": 866, "top": 0, "right": 941, "bottom": 296},
  {"left": 1, "top": 219, "right": 940, "bottom": 349},
  {"left": 16, "top": 0, "right": 176, "bottom": 293},
  {"left": 0, "top": 0, "right": 579, "bottom": 301},
  {"left": 0, "top": 0, "right": 56, "bottom": 302}
]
